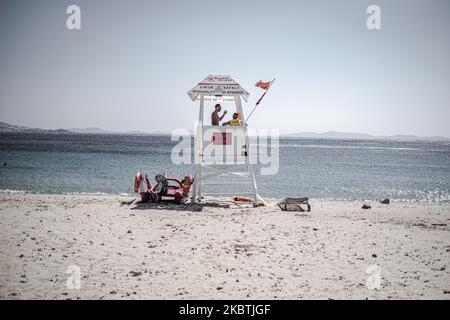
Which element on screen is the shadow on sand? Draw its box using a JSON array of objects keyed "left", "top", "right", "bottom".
[{"left": 129, "top": 200, "right": 234, "bottom": 212}]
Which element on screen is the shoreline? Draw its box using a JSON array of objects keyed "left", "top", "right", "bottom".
[
  {"left": 0, "top": 190, "right": 448, "bottom": 204},
  {"left": 0, "top": 193, "right": 449, "bottom": 299}
]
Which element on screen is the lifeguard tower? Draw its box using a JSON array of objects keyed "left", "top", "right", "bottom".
[{"left": 187, "top": 75, "right": 266, "bottom": 206}]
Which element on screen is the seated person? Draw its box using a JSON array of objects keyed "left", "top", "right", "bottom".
[{"left": 222, "top": 112, "right": 242, "bottom": 126}]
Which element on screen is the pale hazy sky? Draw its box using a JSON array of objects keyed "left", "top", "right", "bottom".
[{"left": 0, "top": 0, "right": 449, "bottom": 136}]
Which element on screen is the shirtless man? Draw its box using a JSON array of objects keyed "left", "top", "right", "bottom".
[{"left": 211, "top": 104, "right": 227, "bottom": 125}]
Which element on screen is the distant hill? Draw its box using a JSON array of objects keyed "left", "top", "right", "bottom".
[
  {"left": 284, "top": 131, "right": 449, "bottom": 141},
  {"left": 0, "top": 121, "right": 71, "bottom": 134},
  {"left": 69, "top": 127, "right": 169, "bottom": 135},
  {"left": 69, "top": 127, "right": 115, "bottom": 134},
  {"left": 0, "top": 122, "right": 168, "bottom": 135}
]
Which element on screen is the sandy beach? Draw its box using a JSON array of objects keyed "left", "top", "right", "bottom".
[{"left": 0, "top": 193, "right": 449, "bottom": 300}]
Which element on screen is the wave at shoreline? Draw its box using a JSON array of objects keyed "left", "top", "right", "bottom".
[{"left": 1, "top": 189, "right": 449, "bottom": 203}]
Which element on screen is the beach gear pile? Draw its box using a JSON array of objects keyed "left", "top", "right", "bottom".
[{"left": 134, "top": 173, "right": 192, "bottom": 205}]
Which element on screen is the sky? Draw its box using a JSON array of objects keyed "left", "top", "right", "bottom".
[{"left": 0, "top": 0, "right": 449, "bottom": 137}]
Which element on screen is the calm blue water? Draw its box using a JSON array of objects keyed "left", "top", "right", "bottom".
[{"left": 1, "top": 132, "right": 449, "bottom": 202}]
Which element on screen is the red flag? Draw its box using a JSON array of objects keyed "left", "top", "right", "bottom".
[
  {"left": 255, "top": 79, "right": 275, "bottom": 106},
  {"left": 255, "top": 80, "right": 271, "bottom": 90},
  {"left": 245, "top": 78, "right": 275, "bottom": 122}
]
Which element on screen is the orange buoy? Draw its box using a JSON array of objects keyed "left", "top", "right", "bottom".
[{"left": 233, "top": 196, "right": 254, "bottom": 202}]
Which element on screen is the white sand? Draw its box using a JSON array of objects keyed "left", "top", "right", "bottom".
[{"left": 0, "top": 193, "right": 449, "bottom": 300}]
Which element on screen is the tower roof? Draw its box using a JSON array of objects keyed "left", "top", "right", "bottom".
[{"left": 187, "top": 75, "right": 249, "bottom": 102}]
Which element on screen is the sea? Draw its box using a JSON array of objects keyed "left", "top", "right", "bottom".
[{"left": 1, "top": 132, "right": 449, "bottom": 202}]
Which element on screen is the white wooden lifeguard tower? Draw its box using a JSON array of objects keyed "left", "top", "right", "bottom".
[{"left": 187, "top": 75, "right": 266, "bottom": 206}]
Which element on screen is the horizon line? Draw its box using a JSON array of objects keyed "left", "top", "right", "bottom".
[{"left": 1, "top": 121, "right": 449, "bottom": 140}]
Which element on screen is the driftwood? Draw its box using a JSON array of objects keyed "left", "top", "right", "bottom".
[{"left": 277, "top": 197, "right": 311, "bottom": 212}]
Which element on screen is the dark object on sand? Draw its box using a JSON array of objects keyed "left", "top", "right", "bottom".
[
  {"left": 120, "top": 199, "right": 135, "bottom": 206},
  {"left": 3, "top": 162, "right": 6, "bottom": 166},
  {"left": 362, "top": 203, "right": 372, "bottom": 209},
  {"left": 380, "top": 199, "right": 390, "bottom": 204},
  {"left": 277, "top": 197, "right": 311, "bottom": 212}
]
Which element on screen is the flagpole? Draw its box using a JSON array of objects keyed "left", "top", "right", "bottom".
[{"left": 245, "top": 78, "right": 276, "bottom": 124}]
